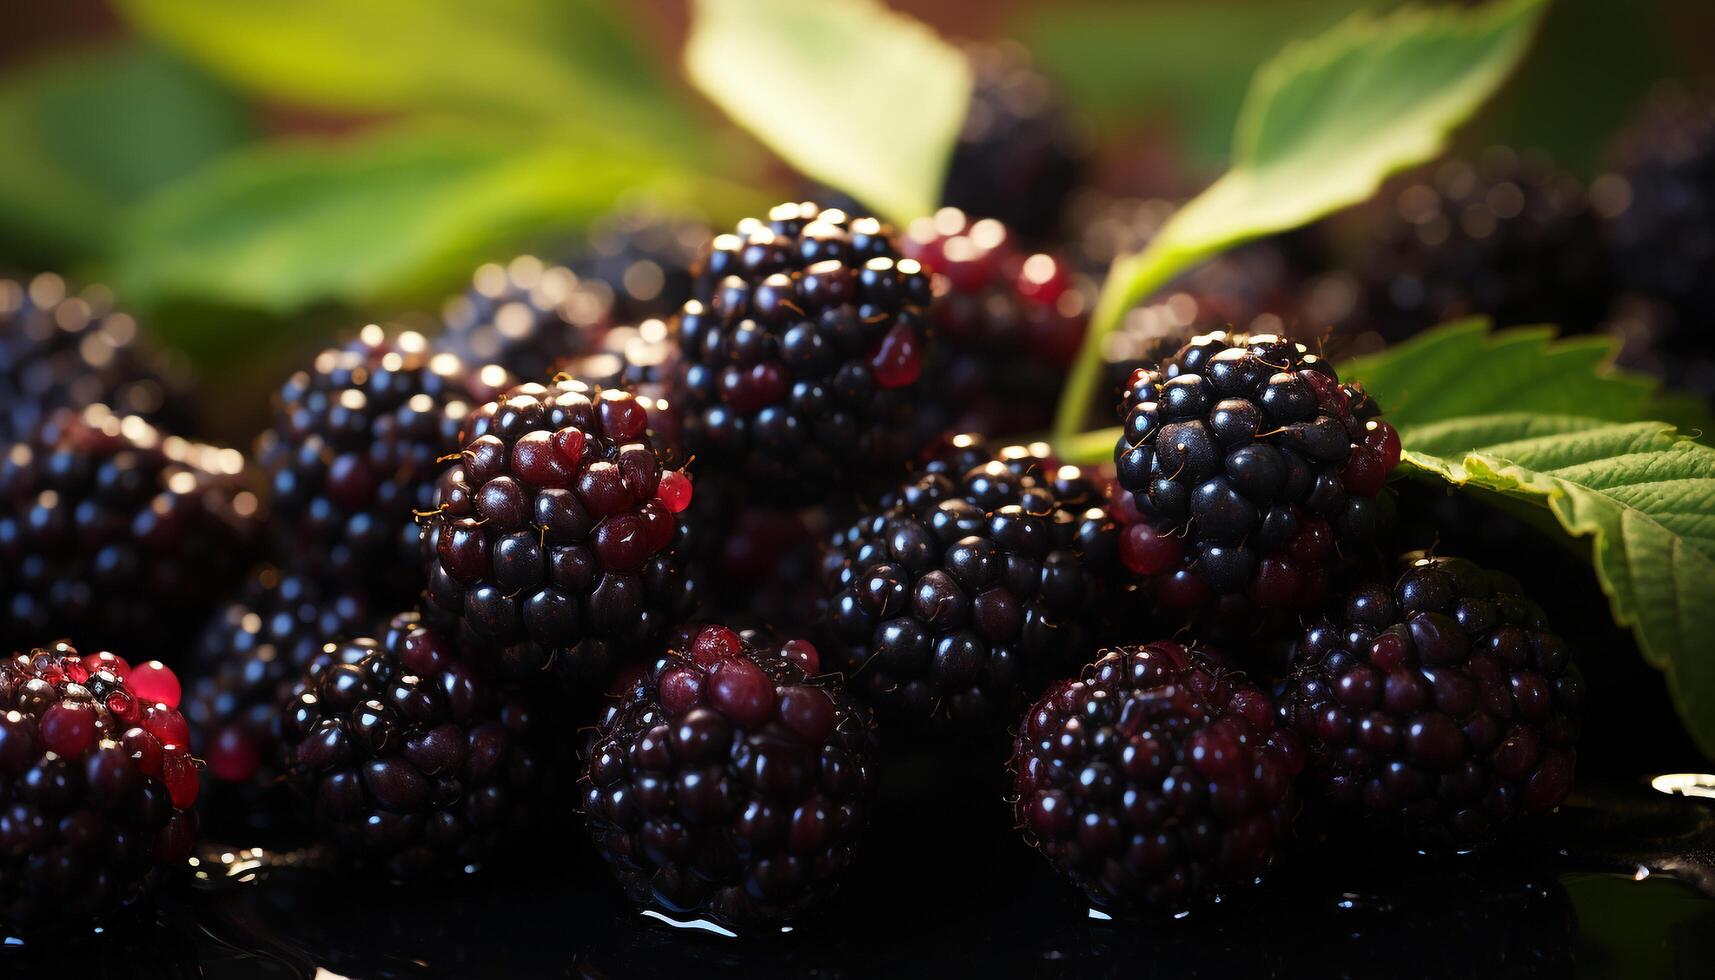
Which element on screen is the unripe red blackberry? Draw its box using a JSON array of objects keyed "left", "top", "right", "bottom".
[
  {"left": 420, "top": 378, "right": 700, "bottom": 690},
  {"left": 943, "top": 42, "right": 1086, "bottom": 239},
  {"left": 1010, "top": 642, "right": 1302, "bottom": 914},
  {"left": 0, "top": 643, "right": 198, "bottom": 929},
  {"left": 0, "top": 406, "right": 262, "bottom": 661},
  {"left": 821, "top": 435, "right": 1118, "bottom": 728},
  {"left": 258, "top": 325, "right": 509, "bottom": 604},
  {"left": 183, "top": 566, "right": 370, "bottom": 827},
  {"left": 900, "top": 208, "right": 1090, "bottom": 437},
  {"left": 0, "top": 273, "right": 194, "bottom": 444},
  {"left": 582, "top": 626, "right": 874, "bottom": 927},
  {"left": 277, "top": 612, "right": 539, "bottom": 877},
  {"left": 1277, "top": 554, "right": 1582, "bottom": 848},
  {"left": 675, "top": 202, "right": 933, "bottom": 506},
  {"left": 1114, "top": 331, "right": 1399, "bottom": 612}
]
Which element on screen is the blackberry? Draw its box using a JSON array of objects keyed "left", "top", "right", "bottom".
[
  {"left": 184, "top": 566, "right": 370, "bottom": 799},
  {"left": 900, "top": 208, "right": 1090, "bottom": 437},
  {"left": 557, "top": 318, "right": 685, "bottom": 454},
  {"left": 0, "top": 406, "right": 261, "bottom": 661},
  {"left": 419, "top": 378, "right": 699, "bottom": 690},
  {"left": 581, "top": 626, "right": 874, "bottom": 926},
  {"left": 1010, "top": 642, "right": 1302, "bottom": 914},
  {"left": 438, "top": 255, "right": 618, "bottom": 383},
  {"left": 257, "top": 325, "right": 509, "bottom": 603},
  {"left": 675, "top": 202, "right": 933, "bottom": 506},
  {"left": 1598, "top": 84, "right": 1715, "bottom": 380},
  {"left": 1343, "top": 149, "right": 1614, "bottom": 342},
  {"left": 1113, "top": 331, "right": 1400, "bottom": 612},
  {"left": 0, "top": 644, "right": 198, "bottom": 929},
  {"left": 570, "top": 208, "right": 707, "bottom": 325},
  {"left": 1277, "top": 554, "right": 1582, "bottom": 848},
  {"left": 0, "top": 273, "right": 193, "bottom": 443},
  {"left": 942, "top": 42, "right": 1085, "bottom": 238},
  {"left": 277, "top": 612, "right": 539, "bottom": 877},
  {"left": 820, "top": 435, "right": 1118, "bottom": 728}
]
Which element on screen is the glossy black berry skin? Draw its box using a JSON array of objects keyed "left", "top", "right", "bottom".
[
  {"left": 1011, "top": 642, "right": 1302, "bottom": 914},
  {"left": 582, "top": 628, "right": 874, "bottom": 927},
  {"left": 1350, "top": 150, "right": 1614, "bottom": 340},
  {"left": 0, "top": 643, "right": 199, "bottom": 929},
  {"left": 420, "top": 378, "right": 699, "bottom": 691},
  {"left": 184, "top": 566, "right": 370, "bottom": 824},
  {"left": 675, "top": 202, "right": 933, "bottom": 506},
  {"left": 821, "top": 435, "right": 1118, "bottom": 728},
  {"left": 0, "top": 406, "right": 261, "bottom": 661},
  {"left": 1114, "top": 331, "right": 1399, "bottom": 613},
  {"left": 942, "top": 42, "right": 1085, "bottom": 239},
  {"left": 0, "top": 273, "right": 193, "bottom": 444},
  {"left": 278, "top": 612, "right": 538, "bottom": 878},
  {"left": 258, "top": 325, "right": 509, "bottom": 604},
  {"left": 1278, "top": 555, "right": 1582, "bottom": 848}
]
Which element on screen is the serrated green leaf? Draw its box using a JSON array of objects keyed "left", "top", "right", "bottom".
[
  {"left": 111, "top": 124, "right": 729, "bottom": 316},
  {"left": 1400, "top": 419, "right": 1715, "bottom": 758},
  {"left": 0, "top": 44, "right": 249, "bottom": 265},
  {"left": 117, "top": 0, "right": 704, "bottom": 154},
  {"left": 1054, "top": 0, "right": 1546, "bottom": 445},
  {"left": 1339, "top": 318, "right": 1657, "bottom": 428},
  {"left": 684, "top": 0, "right": 971, "bottom": 227}
]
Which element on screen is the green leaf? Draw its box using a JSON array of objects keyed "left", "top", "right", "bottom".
[
  {"left": 1339, "top": 318, "right": 1657, "bottom": 428},
  {"left": 1013, "top": 0, "right": 1363, "bottom": 164},
  {"left": 117, "top": 0, "right": 704, "bottom": 154},
  {"left": 1054, "top": 0, "right": 1547, "bottom": 445},
  {"left": 684, "top": 0, "right": 971, "bottom": 227},
  {"left": 111, "top": 124, "right": 737, "bottom": 316},
  {"left": 1400, "top": 418, "right": 1715, "bottom": 758},
  {"left": 0, "top": 44, "right": 249, "bottom": 265}
]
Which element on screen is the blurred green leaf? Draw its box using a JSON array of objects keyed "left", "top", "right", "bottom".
[
  {"left": 111, "top": 123, "right": 742, "bottom": 316},
  {"left": 684, "top": 0, "right": 971, "bottom": 226},
  {"left": 1055, "top": 0, "right": 1546, "bottom": 445},
  {"left": 1015, "top": 0, "right": 1364, "bottom": 164},
  {"left": 117, "top": 0, "right": 706, "bottom": 154},
  {"left": 0, "top": 44, "right": 249, "bottom": 265}
]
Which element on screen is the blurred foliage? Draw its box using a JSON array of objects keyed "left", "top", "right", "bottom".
[
  {"left": 1017, "top": 0, "right": 1695, "bottom": 176},
  {"left": 1566, "top": 873, "right": 1715, "bottom": 978},
  {"left": 1057, "top": 0, "right": 1546, "bottom": 444},
  {"left": 0, "top": 44, "right": 249, "bottom": 267},
  {"left": 685, "top": 0, "right": 971, "bottom": 226}
]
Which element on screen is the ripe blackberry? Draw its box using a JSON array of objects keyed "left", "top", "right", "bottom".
[
  {"left": 675, "top": 202, "right": 933, "bottom": 506},
  {"left": 942, "top": 42, "right": 1085, "bottom": 238},
  {"left": 277, "top": 612, "right": 539, "bottom": 877},
  {"left": 1598, "top": 84, "right": 1715, "bottom": 372},
  {"left": 1344, "top": 149, "right": 1614, "bottom": 341},
  {"left": 184, "top": 566, "right": 370, "bottom": 798},
  {"left": 438, "top": 255, "right": 618, "bottom": 382},
  {"left": 0, "top": 406, "right": 261, "bottom": 661},
  {"left": 0, "top": 273, "right": 193, "bottom": 443},
  {"left": 258, "top": 325, "right": 509, "bottom": 603},
  {"left": 1113, "top": 331, "right": 1400, "bottom": 612},
  {"left": 820, "top": 435, "right": 1118, "bottom": 728},
  {"left": 0, "top": 644, "right": 198, "bottom": 929},
  {"left": 582, "top": 626, "right": 874, "bottom": 926},
  {"left": 570, "top": 208, "right": 707, "bottom": 325},
  {"left": 1010, "top": 642, "right": 1302, "bottom": 914},
  {"left": 900, "top": 208, "right": 1090, "bottom": 437},
  {"left": 1277, "top": 554, "right": 1582, "bottom": 847},
  {"left": 419, "top": 378, "right": 700, "bottom": 690}
]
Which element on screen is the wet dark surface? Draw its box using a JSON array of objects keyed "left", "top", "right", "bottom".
[{"left": 5, "top": 766, "right": 1714, "bottom": 980}]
